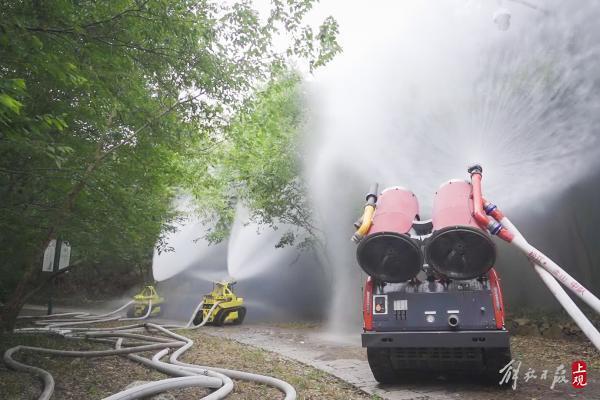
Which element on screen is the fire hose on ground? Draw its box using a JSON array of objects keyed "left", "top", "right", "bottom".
[
  {"left": 468, "top": 164, "right": 600, "bottom": 351},
  {"left": 5, "top": 299, "right": 297, "bottom": 400}
]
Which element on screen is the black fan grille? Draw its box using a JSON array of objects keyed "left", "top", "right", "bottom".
[
  {"left": 426, "top": 226, "right": 496, "bottom": 280},
  {"left": 356, "top": 232, "right": 422, "bottom": 282}
]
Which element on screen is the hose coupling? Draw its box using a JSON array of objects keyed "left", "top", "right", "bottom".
[
  {"left": 487, "top": 220, "right": 503, "bottom": 235},
  {"left": 366, "top": 182, "right": 379, "bottom": 204},
  {"left": 467, "top": 164, "right": 483, "bottom": 175},
  {"left": 351, "top": 232, "right": 364, "bottom": 243},
  {"left": 483, "top": 201, "right": 497, "bottom": 215}
]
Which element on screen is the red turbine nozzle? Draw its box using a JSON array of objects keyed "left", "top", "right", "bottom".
[
  {"left": 355, "top": 187, "right": 423, "bottom": 283},
  {"left": 427, "top": 179, "right": 496, "bottom": 280}
]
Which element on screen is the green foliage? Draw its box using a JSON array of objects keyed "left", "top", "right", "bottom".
[
  {"left": 189, "top": 72, "right": 317, "bottom": 249},
  {"left": 0, "top": 0, "right": 339, "bottom": 309}
]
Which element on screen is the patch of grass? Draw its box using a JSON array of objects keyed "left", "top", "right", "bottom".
[
  {"left": 184, "top": 330, "right": 373, "bottom": 400},
  {"left": 1, "top": 329, "right": 373, "bottom": 400},
  {"left": 511, "top": 335, "right": 600, "bottom": 370},
  {"left": 0, "top": 332, "right": 167, "bottom": 400}
]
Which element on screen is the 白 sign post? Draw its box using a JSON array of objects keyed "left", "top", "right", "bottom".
[{"left": 42, "top": 238, "right": 70, "bottom": 315}]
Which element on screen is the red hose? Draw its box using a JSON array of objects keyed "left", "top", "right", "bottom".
[
  {"left": 470, "top": 173, "right": 489, "bottom": 228},
  {"left": 470, "top": 171, "right": 514, "bottom": 242},
  {"left": 483, "top": 198, "right": 505, "bottom": 221},
  {"left": 497, "top": 228, "right": 515, "bottom": 242},
  {"left": 488, "top": 268, "right": 506, "bottom": 329}
]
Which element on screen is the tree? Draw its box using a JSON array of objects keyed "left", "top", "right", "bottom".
[
  {"left": 189, "top": 72, "right": 321, "bottom": 250},
  {"left": 0, "top": 0, "right": 340, "bottom": 331}
]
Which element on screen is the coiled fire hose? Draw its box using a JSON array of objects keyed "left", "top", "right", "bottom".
[{"left": 5, "top": 300, "right": 297, "bottom": 400}]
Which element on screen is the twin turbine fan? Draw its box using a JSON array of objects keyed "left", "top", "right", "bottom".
[{"left": 354, "top": 180, "right": 496, "bottom": 283}]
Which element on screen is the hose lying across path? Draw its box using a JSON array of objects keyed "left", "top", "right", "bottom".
[{"left": 5, "top": 301, "right": 297, "bottom": 400}]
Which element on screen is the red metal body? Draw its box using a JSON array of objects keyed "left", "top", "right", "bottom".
[
  {"left": 363, "top": 272, "right": 506, "bottom": 331},
  {"left": 368, "top": 187, "right": 418, "bottom": 236},
  {"left": 432, "top": 180, "right": 477, "bottom": 230},
  {"left": 428, "top": 179, "right": 497, "bottom": 280},
  {"left": 488, "top": 268, "right": 506, "bottom": 329},
  {"left": 363, "top": 276, "right": 374, "bottom": 331}
]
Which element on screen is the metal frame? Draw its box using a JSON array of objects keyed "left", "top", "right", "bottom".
[{"left": 362, "top": 329, "right": 510, "bottom": 348}]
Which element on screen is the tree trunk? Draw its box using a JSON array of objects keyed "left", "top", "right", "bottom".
[
  {"left": 0, "top": 146, "right": 102, "bottom": 331},
  {"left": 0, "top": 110, "right": 158, "bottom": 331},
  {"left": 0, "top": 261, "right": 40, "bottom": 332},
  {"left": 0, "top": 161, "right": 99, "bottom": 331}
]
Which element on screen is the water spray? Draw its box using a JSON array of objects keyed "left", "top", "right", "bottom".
[
  {"left": 493, "top": 6, "right": 511, "bottom": 31},
  {"left": 306, "top": 1, "right": 600, "bottom": 334},
  {"left": 493, "top": 0, "right": 550, "bottom": 31}
]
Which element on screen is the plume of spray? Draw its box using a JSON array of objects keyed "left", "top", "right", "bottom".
[
  {"left": 152, "top": 196, "right": 227, "bottom": 282},
  {"left": 226, "top": 205, "right": 299, "bottom": 281},
  {"left": 153, "top": 200, "right": 329, "bottom": 323},
  {"left": 151, "top": 195, "right": 233, "bottom": 321},
  {"left": 302, "top": 0, "right": 600, "bottom": 332},
  {"left": 226, "top": 204, "right": 329, "bottom": 322}
]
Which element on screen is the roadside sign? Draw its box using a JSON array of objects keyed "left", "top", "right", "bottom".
[
  {"left": 42, "top": 239, "right": 71, "bottom": 272},
  {"left": 58, "top": 241, "right": 71, "bottom": 270},
  {"left": 42, "top": 239, "right": 56, "bottom": 272}
]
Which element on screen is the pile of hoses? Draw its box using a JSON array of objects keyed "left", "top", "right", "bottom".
[{"left": 5, "top": 301, "right": 297, "bottom": 400}]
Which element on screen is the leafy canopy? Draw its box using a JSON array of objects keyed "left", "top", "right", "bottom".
[
  {"left": 0, "top": 0, "right": 339, "bottom": 309},
  {"left": 188, "top": 72, "right": 318, "bottom": 249}
]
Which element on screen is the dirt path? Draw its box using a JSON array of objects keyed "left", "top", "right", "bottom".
[{"left": 205, "top": 324, "right": 600, "bottom": 400}]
